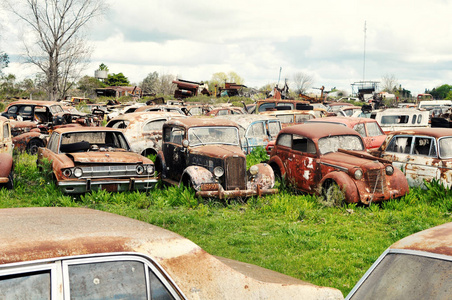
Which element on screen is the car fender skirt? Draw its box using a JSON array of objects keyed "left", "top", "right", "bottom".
[{"left": 320, "top": 171, "right": 359, "bottom": 203}]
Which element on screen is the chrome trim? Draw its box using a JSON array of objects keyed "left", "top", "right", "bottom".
[{"left": 319, "top": 162, "right": 349, "bottom": 173}]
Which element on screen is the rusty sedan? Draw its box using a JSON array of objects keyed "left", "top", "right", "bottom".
[
  {"left": 156, "top": 118, "right": 278, "bottom": 199},
  {"left": 0, "top": 207, "right": 343, "bottom": 299},
  {"left": 369, "top": 128, "right": 452, "bottom": 188},
  {"left": 37, "top": 127, "right": 157, "bottom": 194},
  {"left": 346, "top": 221, "right": 452, "bottom": 299},
  {"left": 269, "top": 124, "right": 408, "bottom": 204}
]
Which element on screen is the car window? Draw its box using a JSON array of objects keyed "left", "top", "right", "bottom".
[
  {"left": 295, "top": 114, "right": 311, "bottom": 123},
  {"left": 366, "top": 122, "right": 384, "bottom": 136},
  {"left": 3, "top": 123, "right": 10, "bottom": 138},
  {"left": 439, "top": 137, "right": 452, "bottom": 158},
  {"left": 47, "top": 132, "right": 60, "bottom": 153},
  {"left": 292, "top": 135, "right": 316, "bottom": 154},
  {"left": 268, "top": 121, "right": 281, "bottom": 137},
  {"left": 143, "top": 119, "right": 166, "bottom": 131},
  {"left": 386, "top": 136, "right": 413, "bottom": 154},
  {"left": 164, "top": 127, "right": 184, "bottom": 145},
  {"left": 353, "top": 123, "right": 366, "bottom": 137},
  {"left": 318, "top": 135, "right": 364, "bottom": 154},
  {"left": 413, "top": 137, "right": 436, "bottom": 157},
  {"left": 7, "top": 106, "right": 18, "bottom": 114},
  {"left": 217, "top": 109, "right": 228, "bottom": 116},
  {"left": 19, "top": 106, "right": 33, "bottom": 116},
  {"left": 107, "top": 120, "right": 130, "bottom": 129},
  {"left": 275, "top": 114, "right": 294, "bottom": 124},
  {"left": 247, "top": 122, "right": 265, "bottom": 138},
  {"left": 380, "top": 115, "right": 409, "bottom": 125},
  {"left": 0, "top": 271, "right": 51, "bottom": 299},
  {"left": 276, "top": 133, "right": 292, "bottom": 147}
]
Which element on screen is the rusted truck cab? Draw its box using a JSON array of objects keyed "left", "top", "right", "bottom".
[
  {"left": 156, "top": 118, "right": 277, "bottom": 199},
  {"left": 0, "top": 116, "right": 14, "bottom": 189}
]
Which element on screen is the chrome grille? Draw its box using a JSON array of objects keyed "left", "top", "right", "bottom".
[
  {"left": 79, "top": 165, "right": 138, "bottom": 179},
  {"left": 225, "top": 156, "right": 246, "bottom": 190},
  {"left": 367, "top": 168, "right": 387, "bottom": 194}
]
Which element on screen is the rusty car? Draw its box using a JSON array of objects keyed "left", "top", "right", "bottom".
[
  {"left": 224, "top": 114, "right": 281, "bottom": 154},
  {"left": 0, "top": 207, "right": 343, "bottom": 299},
  {"left": 106, "top": 111, "right": 184, "bottom": 157},
  {"left": 268, "top": 123, "right": 408, "bottom": 204},
  {"left": 37, "top": 127, "right": 157, "bottom": 194},
  {"left": 260, "top": 110, "right": 317, "bottom": 128},
  {"left": 306, "top": 117, "right": 386, "bottom": 150},
  {"left": 155, "top": 118, "right": 278, "bottom": 199},
  {"left": 346, "top": 221, "right": 452, "bottom": 299},
  {"left": 205, "top": 106, "right": 245, "bottom": 116},
  {"left": 0, "top": 116, "right": 14, "bottom": 189},
  {"left": 10, "top": 120, "right": 48, "bottom": 154},
  {"left": 369, "top": 128, "right": 452, "bottom": 188}
]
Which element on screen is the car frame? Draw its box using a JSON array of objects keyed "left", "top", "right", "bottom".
[
  {"left": 156, "top": 117, "right": 278, "bottom": 199},
  {"left": 37, "top": 127, "right": 157, "bottom": 194},
  {"left": 269, "top": 123, "right": 408, "bottom": 204}
]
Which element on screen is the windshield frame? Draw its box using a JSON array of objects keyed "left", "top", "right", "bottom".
[
  {"left": 188, "top": 126, "right": 240, "bottom": 147},
  {"left": 318, "top": 134, "right": 364, "bottom": 155}
]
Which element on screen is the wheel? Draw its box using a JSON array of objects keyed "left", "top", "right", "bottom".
[
  {"left": 1, "top": 170, "right": 14, "bottom": 190},
  {"left": 320, "top": 181, "right": 345, "bottom": 207},
  {"left": 27, "top": 139, "right": 45, "bottom": 155}
]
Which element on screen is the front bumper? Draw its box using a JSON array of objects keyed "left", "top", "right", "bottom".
[
  {"left": 196, "top": 185, "right": 278, "bottom": 199},
  {"left": 57, "top": 177, "right": 157, "bottom": 194}
]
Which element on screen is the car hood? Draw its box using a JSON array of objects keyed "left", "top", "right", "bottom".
[
  {"left": 321, "top": 150, "right": 385, "bottom": 169},
  {"left": 67, "top": 151, "right": 149, "bottom": 164},
  {"left": 189, "top": 145, "right": 245, "bottom": 159}
]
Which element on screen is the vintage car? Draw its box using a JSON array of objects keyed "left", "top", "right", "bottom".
[
  {"left": 0, "top": 117, "right": 14, "bottom": 189},
  {"left": 326, "top": 102, "right": 355, "bottom": 114},
  {"left": 346, "top": 221, "right": 452, "bottom": 299},
  {"left": 37, "top": 127, "right": 157, "bottom": 194},
  {"left": 225, "top": 114, "right": 281, "bottom": 154},
  {"left": 10, "top": 120, "right": 48, "bottom": 154},
  {"left": 260, "top": 110, "right": 316, "bottom": 128},
  {"left": 0, "top": 207, "right": 343, "bottom": 299},
  {"left": 369, "top": 128, "right": 452, "bottom": 188},
  {"left": 268, "top": 124, "right": 408, "bottom": 204},
  {"left": 155, "top": 118, "right": 278, "bottom": 199},
  {"left": 106, "top": 111, "right": 184, "bottom": 156},
  {"left": 336, "top": 106, "right": 363, "bottom": 117},
  {"left": 306, "top": 117, "right": 386, "bottom": 150},
  {"left": 205, "top": 106, "right": 245, "bottom": 116},
  {"left": 135, "top": 105, "right": 186, "bottom": 115}
]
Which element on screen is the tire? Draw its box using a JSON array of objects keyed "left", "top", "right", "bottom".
[
  {"left": 321, "top": 181, "right": 345, "bottom": 207},
  {"left": 27, "top": 139, "right": 45, "bottom": 155},
  {"left": 1, "top": 170, "right": 14, "bottom": 190}
]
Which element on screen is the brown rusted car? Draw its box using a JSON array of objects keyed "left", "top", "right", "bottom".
[
  {"left": 155, "top": 118, "right": 278, "bottom": 199},
  {"left": 346, "top": 221, "right": 452, "bottom": 299},
  {"left": 0, "top": 207, "right": 343, "bottom": 299},
  {"left": 369, "top": 128, "right": 452, "bottom": 188},
  {"left": 268, "top": 124, "right": 408, "bottom": 204},
  {"left": 0, "top": 116, "right": 14, "bottom": 189},
  {"left": 10, "top": 120, "right": 47, "bottom": 154},
  {"left": 37, "top": 127, "right": 157, "bottom": 194}
]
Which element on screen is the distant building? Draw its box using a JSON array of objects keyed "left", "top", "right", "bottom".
[{"left": 96, "top": 86, "right": 142, "bottom": 98}]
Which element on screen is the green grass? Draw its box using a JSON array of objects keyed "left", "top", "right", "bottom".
[{"left": 2, "top": 152, "right": 452, "bottom": 296}]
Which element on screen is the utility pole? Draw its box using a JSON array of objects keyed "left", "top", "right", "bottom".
[{"left": 363, "top": 21, "right": 367, "bottom": 81}]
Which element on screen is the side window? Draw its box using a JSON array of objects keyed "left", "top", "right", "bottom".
[
  {"left": 413, "top": 137, "right": 437, "bottom": 157},
  {"left": 3, "top": 123, "right": 10, "bottom": 138},
  {"left": 167, "top": 127, "right": 184, "bottom": 145},
  {"left": 292, "top": 135, "right": 316, "bottom": 154},
  {"left": 7, "top": 106, "right": 18, "bottom": 115},
  {"left": 19, "top": 106, "right": 33, "bottom": 116},
  {"left": 247, "top": 122, "right": 265, "bottom": 138},
  {"left": 412, "top": 115, "right": 417, "bottom": 124},
  {"left": 366, "top": 122, "right": 384, "bottom": 136},
  {"left": 417, "top": 114, "right": 423, "bottom": 124},
  {"left": 143, "top": 119, "right": 166, "bottom": 131},
  {"left": 353, "top": 123, "right": 367, "bottom": 137},
  {"left": 217, "top": 109, "right": 228, "bottom": 116},
  {"left": 276, "top": 133, "right": 292, "bottom": 147},
  {"left": 48, "top": 133, "right": 60, "bottom": 153},
  {"left": 386, "top": 136, "right": 413, "bottom": 154},
  {"left": 0, "top": 271, "right": 51, "bottom": 299}
]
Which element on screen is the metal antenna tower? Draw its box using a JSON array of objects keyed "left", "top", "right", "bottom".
[{"left": 363, "top": 21, "right": 367, "bottom": 81}]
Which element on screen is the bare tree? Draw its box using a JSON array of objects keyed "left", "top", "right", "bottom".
[
  {"left": 5, "top": 0, "right": 106, "bottom": 100},
  {"left": 292, "top": 72, "right": 313, "bottom": 95},
  {"left": 381, "top": 73, "right": 398, "bottom": 93},
  {"left": 157, "top": 73, "right": 176, "bottom": 95}
]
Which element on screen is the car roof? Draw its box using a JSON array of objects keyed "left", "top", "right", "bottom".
[
  {"left": 386, "top": 128, "right": 452, "bottom": 139},
  {"left": 224, "top": 114, "right": 279, "bottom": 127},
  {"left": 308, "top": 116, "right": 379, "bottom": 126},
  {"left": 279, "top": 123, "right": 360, "bottom": 139},
  {"left": 165, "top": 117, "right": 239, "bottom": 128},
  {"left": 53, "top": 126, "right": 123, "bottom": 134},
  {"left": 0, "top": 207, "right": 343, "bottom": 299},
  {"left": 108, "top": 111, "right": 183, "bottom": 122},
  {"left": 390, "top": 221, "right": 452, "bottom": 256},
  {"left": 6, "top": 100, "right": 62, "bottom": 107}
]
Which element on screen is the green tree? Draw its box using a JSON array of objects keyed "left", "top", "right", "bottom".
[
  {"left": 98, "top": 63, "right": 109, "bottom": 71},
  {"left": 210, "top": 71, "right": 245, "bottom": 89},
  {"left": 428, "top": 84, "right": 452, "bottom": 99},
  {"left": 0, "top": 53, "right": 9, "bottom": 74},
  {"left": 77, "top": 75, "right": 105, "bottom": 96},
  {"left": 105, "top": 73, "right": 130, "bottom": 86}
]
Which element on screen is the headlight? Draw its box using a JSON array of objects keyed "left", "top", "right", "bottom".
[
  {"left": 146, "top": 165, "right": 154, "bottom": 174},
  {"left": 73, "top": 168, "right": 83, "bottom": 178},
  {"left": 213, "top": 166, "right": 224, "bottom": 178},
  {"left": 136, "top": 165, "right": 144, "bottom": 175},
  {"left": 385, "top": 165, "right": 394, "bottom": 175},
  {"left": 62, "top": 169, "right": 72, "bottom": 177},
  {"left": 354, "top": 169, "right": 363, "bottom": 180},
  {"left": 249, "top": 165, "right": 259, "bottom": 176}
]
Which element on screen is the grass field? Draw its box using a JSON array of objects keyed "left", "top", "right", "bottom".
[{"left": 2, "top": 151, "right": 452, "bottom": 296}]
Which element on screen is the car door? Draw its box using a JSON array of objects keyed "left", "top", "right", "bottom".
[
  {"left": 404, "top": 136, "right": 440, "bottom": 187},
  {"left": 163, "top": 126, "right": 186, "bottom": 181},
  {"left": 287, "top": 134, "right": 319, "bottom": 192},
  {"left": 380, "top": 135, "right": 413, "bottom": 182},
  {"left": 0, "top": 120, "right": 13, "bottom": 155}
]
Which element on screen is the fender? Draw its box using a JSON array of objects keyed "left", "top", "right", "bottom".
[
  {"left": 0, "top": 153, "right": 13, "bottom": 178},
  {"left": 268, "top": 155, "right": 287, "bottom": 178},
  {"left": 12, "top": 132, "right": 45, "bottom": 152},
  {"left": 180, "top": 166, "right": 216, "bottom": 191},
  {"left": 155, "top": 150, "right": 167, "bottom": 178},
  {"left": 248, "top": 163, "right": 275, "bottom": 189},
  {"left": 319, "top": 171, "right": 359, "bottom": 203}
]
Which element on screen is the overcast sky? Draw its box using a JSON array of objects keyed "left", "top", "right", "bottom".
[{"left": 2, "top": 0, "right": 452, "bottom": 96}]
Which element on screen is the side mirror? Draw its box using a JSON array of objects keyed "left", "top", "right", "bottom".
[{"left": 182, "top": 139, "right": 189, "bottom": 148}]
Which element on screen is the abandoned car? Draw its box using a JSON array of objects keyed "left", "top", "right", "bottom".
[
  {"left": 346, "top": 221, "right": 452, "bottom": 300},
  {"left": 268, "top": 124, "right": 408, "bottom": 204},
  {"left": 37, "top": 127, "right": 157, "bottom": 194},
  {"left": 155, "top": 118, "right": 278, "bottom": 199},
  {"left": 10, "top": 120, "right": 47, "bottom": 154},
  {"left": 0, "top": 207, "right": 343, "bottom": 299},
  {"left": 369, "top": 128, "right": 452, "bottom": 188},
  {"left": 225, "top": 114, "right": 281, "bottom": 154},
  {"left": 306, "top": 117, "right": 386, "bottom": 150},
  {"left": 0, "top": 116, "right": 14, "bottom": 189},
  {"left": 260, "top": 110, "right": 317, "bottom": 128},
  {"left": 106, "top": 111, "right": 184, "bottom": 157}
]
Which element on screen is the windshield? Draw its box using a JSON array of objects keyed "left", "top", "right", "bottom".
[
  {"left": 318, "top": 135, "right": 364, "bottom": 154},
  {"left": 439, "top": 137, "right": 452, "bottom": 158},
  {"left": 60, "top": 131, "right": 129, "bottom": 152},
  {"left": 188, "top": 126, "right": 239, "bottom": 146}
]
